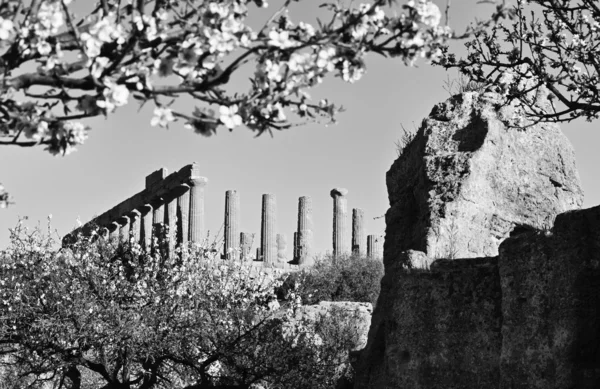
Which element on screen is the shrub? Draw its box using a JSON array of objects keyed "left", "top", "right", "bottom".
[{"left": 293, "top": 254, "right": 384, "bottom": 307}]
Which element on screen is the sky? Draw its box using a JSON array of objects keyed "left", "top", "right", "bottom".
[{"left": 1, "top": 1, "right": 599, "bottom": 256}]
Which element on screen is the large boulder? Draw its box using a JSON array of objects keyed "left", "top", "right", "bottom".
[{"left": 385, "top": 92, "right": 583, "bottom": 262}]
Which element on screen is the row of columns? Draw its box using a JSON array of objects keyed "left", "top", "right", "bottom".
[
  {"left": 102, "top": 175, "right": 208, "bottom": 253},
  {"left": 221, "top": 188, "right": 383, "bottom": 265}
]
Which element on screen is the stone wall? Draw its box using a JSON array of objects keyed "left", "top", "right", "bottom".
[
  {"left": 355, "top": 252, "right": 502, "bottom": 389},
  {"left": 356, "top": 206, "right": 600, "bottom": 388}
]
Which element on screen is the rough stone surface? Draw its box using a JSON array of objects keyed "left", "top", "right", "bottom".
[
  {"left": 385, "top": 92, "right": 583, "bottom": 261},
  {"left": 240, "top": 232, "right": 255, "bottom": 261},
  {"left": 498, "top": 206, "right": 600, "bottom": 389},
  {"left": 355, "top": 252, "right": 502, "bottom": 389}
]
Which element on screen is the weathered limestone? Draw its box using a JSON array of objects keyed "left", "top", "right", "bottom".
[
  {"left": 188, "top": 176, "right": 208, "bottom": 244},
  {"left": 109, "top": 221, "right": 120, "bottom": 241},
  {"left": 296, "top": 196, "right": 314, "bottom": 265},
  {"left": 224, "top": 190, "right": 240, "bottom": 259},
  {"left": 118, "top": 216, "right": 130, "bottom": 243},
  {"left": 260, "top": 194, "right": 277, "bottom": 264},
  {"left": 367, "top": 235, "right": 383, "bottom": 260},
  {"left": 176, "top": 184, "right": 190, "bottom": 245},
  {"left": 165, "top": 196, "right": 177, "bottom": 254},
  {"left": 129, "top": 210, "right": 141, "bottom": 244},
  {"left": 497, "top": 206, "right": 600, "bottom": 389},
  {"left": 330, "top": 188, "right": 349, "bottom": 257},
  {"left": 355, "top": 253, "right": 502, "bottom": 389},
  {"left": 240, "top": 232, "right": 255, "bottom": 260},
  {"left": 276, "top": 233, "right": 287, "bottom": 265},
  {"left": 141, "top": 204, "right": 153, "bottom": 250},
  {"left": 385, "top": 92, "right": 583, "bottom": 262},
  {"left": 352, "top": 208, "right": 366, "bottom": 256}
]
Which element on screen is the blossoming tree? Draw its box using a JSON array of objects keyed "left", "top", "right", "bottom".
[
  {"left": 0, "top": 0, "right": 511, "bottom": 208},
  {"left": 441, "top": 0, "right": 600, "bottom": 125},
  {"left": 0, "top": 222, "right": 365, "bottom": 389}
]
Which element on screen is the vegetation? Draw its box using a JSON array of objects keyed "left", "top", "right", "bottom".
[
  {"left": 441, "top": 0, "right": 600, "bottom": 124},
  {"left": 0, "top": 221, "right": 365, "bottom": 389},
  {"left": 289, "top": 253, "right": 384, "bottom": 307}
]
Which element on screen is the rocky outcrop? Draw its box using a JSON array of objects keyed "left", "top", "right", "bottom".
[
  {"left": 356, "top": 206, "right": 600, "bottom": 389},
  {"left": 385, "top": 92, "right": 583, "bottom": 261}
]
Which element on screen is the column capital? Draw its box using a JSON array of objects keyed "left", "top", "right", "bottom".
[
  {"left": 330, "top": 188, "right": 348, "bottom": 198},
  {"left": 188, "top": 176, "right": 208, "bottom": 187}
]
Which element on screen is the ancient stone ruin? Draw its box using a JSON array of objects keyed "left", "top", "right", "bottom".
[
  {"left": 65, "top": 164, "right": 383, "bottom": 266},
  {"left": 355, "top": 92, "right": 600, "bottom": 388}
]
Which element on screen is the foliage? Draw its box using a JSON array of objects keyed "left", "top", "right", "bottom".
[
  {"left": 441, "top": 0, "right": 600, "bottom": 125},
  {"left": 0, "top": 0, "right": 513, "bottom": 208},
  {"left": 291, "top": 254, "right": 384, "bottom": 307},
  {"left": 0, "top": 220, "right": 365, "bottom": 389}
]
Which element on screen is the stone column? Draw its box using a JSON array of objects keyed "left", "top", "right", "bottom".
[
  {"left": 352, "top": 208, "right": 366, "bottom": 257},
  {"left": 330, "top": 188, "right": 350, "bottom": 257},
  {"left": 188, "top": 177, "right": 208, "bottom": 244},
  {"left": 165, "top": 195, "right": 177, "bottom": 256},
  {"left": 296, "top": 196, "right": 314, "bottom": 265},
  {"left": 176, "top": 184, "right": 190, "bottom": 247},
  {"left": 277, "top": 233, "right": 287, "bottom": 266},
  {"left": 293, "top": 232, "right": 298, "bottom": 261},
  {"left": 119, "top": 216, "right": 130, "bottom": 243},
  {"left": 240, "top": 232, "right": 255, "bottom": 261},
  {"left": 141, "top": 204, "right": 153, "bottom": 251},
  {"left": 129, "top": 210, "right": 142, "bottom": 245},
  {"left": 109, "top": 221, "right": 120, "bottom": 242},
  {"left": 224, "top": 190, "right": 241, "bottom": 259},
  {"left": 261, "top": 194, "right": 277, "bottom": 265},
  {"left": 367, "top": 234, "right": 383, "bottom": 260},
  {"left": 153, "top": 197, "right": 165, "bottom": 234}
]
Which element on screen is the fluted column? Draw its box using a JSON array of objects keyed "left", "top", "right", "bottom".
[
  {"left": 330, "top": 188, "right": 349, "bottom": 257},
  {"left": 109, "top": 221, "right": 120, "bottom": 242},
  {"left": 165, "top": 195, "right": 177, "bottom": 256},
  {"left": 260, "top": 194, "right": 277, "bottom": 265},
  {"left": 141, "top": 204, "right": 153, "bottom": 251},
  {"left": 240, "top": 232, "right": 255, "bottom": 261},
  {"left": 128, "top": 210, "right": 141, "bottom": 245},
  {"left": 276, "top": 234, "right": 287, "bottom": 266},
  {"left": 367, "top": 234, "right": 383, "bottom": 260},
  {"left": 296, "top": 196, "right": 314, "bottom": 265},
  {"left": 352, "top": 208, "right": 366, "bottom": 257},
  {"left": 119, "top": 216, "right": 130, "bottom": 243},
  {"left": 224, "top": 190, "right": 241, "bottom": 259},
  {"left": 188, "top": 177, "right": 208, "bottom": 245},
  {"left": 176, "top": 184, "right": 190, "bottom": 247}
]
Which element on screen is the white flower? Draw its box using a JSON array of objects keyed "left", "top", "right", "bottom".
[
  {"left": 151, "top": 107, "right": 175, "bottom": 127},
  {"left": 268, "top": 30, "right": 296, "bottom": 48},
  {"left": 97, "top": 82, "right": 129, "bottom": 112},
  {"left": 91, "top": 57, "right": 110, "bottom": 79},
  {"left": 298, "top": 22, "right": 315, "bottom": 37},
  {"left": 0, "top": 18, "right": 14, "bottom": 40},
  {"left": 316, "top": 47, "right": 336, "bottom": 71},
  {"left": 36, "top": 40, "right": 52, "bottom": 55},
  {"left": 219, "top": 105, "right": 242, "bottom": 129}
]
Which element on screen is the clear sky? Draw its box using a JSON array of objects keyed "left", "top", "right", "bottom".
[{"left": 1, "top": 1, "right": 599, "bottom": 256}]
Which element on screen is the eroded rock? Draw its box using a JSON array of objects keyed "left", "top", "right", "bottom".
[{"left": 385, "top": 92, "right": 583, "bottom": 262}]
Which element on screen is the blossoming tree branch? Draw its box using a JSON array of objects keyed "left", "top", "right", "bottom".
[
  {"left": 441, "top": 0, "right": 600, "bottom": 124},
  {"left": 0, "top": 0, "right": 508, "bottom": 207}
]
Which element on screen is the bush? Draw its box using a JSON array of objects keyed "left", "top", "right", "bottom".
[{"left": 293, "top": 254, "right": 384, "bottom": 307}]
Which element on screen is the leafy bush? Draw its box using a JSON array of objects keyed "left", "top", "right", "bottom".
[{"left": 292, "top": 254, "right": 384, "bottom": 307}]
